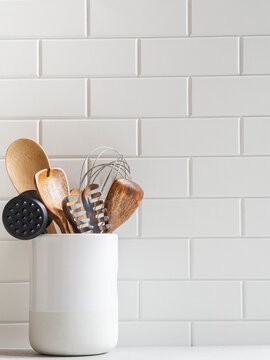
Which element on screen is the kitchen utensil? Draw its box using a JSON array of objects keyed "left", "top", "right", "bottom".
[
  {"left": 78, "top": 147, "right": 131, "bottom": 233},
  {"left": 5, "top": 138, "right": 57, "bottom": 234},
  {"left": 35, "top": 168, "right": 73, "bottom": 234},
  {"left": 20, "top": 190, "right": 52, "bottom": 227},
  {"left": 63, "top": 188, "right": 93, "bottom": 233},
  {"left": 79, "top": 147, "right": 131, "bottom": 195},
  {"left": 82, "top": 185, "right": 110, "bottom": 233},
  {"left": 104, "top": 178, "right": 144, "bottom": 232},
  {"left": 2, "top": 193, "right": 48, "bottom": 240}
]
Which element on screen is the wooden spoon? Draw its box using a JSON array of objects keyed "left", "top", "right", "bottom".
[
  {"left": 5, "top": 138, "right": 57, "bottom": 234},
  {"left": 35, "top": 168, "right": 73, "bottom": 234},
  {"left": 104, "top": 178, "right": 144, "bottom": 233}
]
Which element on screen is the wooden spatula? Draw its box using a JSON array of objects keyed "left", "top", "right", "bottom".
[
  {"left": 35, "top": 168, "right": 73, "bottom": 234},
  {"left": 104, "top": 178, "right": 144, "bottom": 233}
]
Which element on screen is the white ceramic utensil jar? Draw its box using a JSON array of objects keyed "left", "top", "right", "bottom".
[{"left": 29, "top": 234, "right": 118, "bottom": 356}]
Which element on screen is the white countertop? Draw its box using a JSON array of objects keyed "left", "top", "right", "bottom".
[{"left": 1, "top": 347, "right": 270, "bottom": 359}]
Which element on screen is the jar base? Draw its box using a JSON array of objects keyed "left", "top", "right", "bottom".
[{"left": 29, "top": 310, "right": 118, "bottom": 356}]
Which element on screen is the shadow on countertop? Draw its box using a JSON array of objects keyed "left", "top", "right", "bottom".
[
  {"left": 0, "top": 349, "right": 109, "bottom": 358},
  {"left": 0, "top": 349, "right": 43, "bottom": 358}
]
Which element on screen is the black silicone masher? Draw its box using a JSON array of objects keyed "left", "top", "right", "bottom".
[{"left": 2, "top": 191, "right": 50, "bottom": 240}]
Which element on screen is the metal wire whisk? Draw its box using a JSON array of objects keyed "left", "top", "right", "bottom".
[{"left": 79, "top": 147, "right": 131, "bottom": 233}]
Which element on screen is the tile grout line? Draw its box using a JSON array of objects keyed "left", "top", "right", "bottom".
[
  {"left": 139, "top": 281, "right": 143, "bottom": 320},
  {"left": 136, "top": 39, "right": 141, "bottom": 76},
  {"left": 238, "top": 37, "right": 243, "bottom": 75},
  {"left": 137, "top": 118, "right": 141, "bottom": 156},
  {"left": 238, "top": 117, "right": 244, "bottom": 155},
  {"left": 241, "top": 281, "right": 245, "bottom": 319},
  {"left": 39, "top": 119, "right": 42, "bottom": 145},
  {"left": 85, "top": 78, "right": 90, "bottom": 118},
  {"left": 119, "top": 320, "right": 270, "bottom": 323},
  {"left": 186, "top": 0, "right": 192, "bottom": 36},
  {"left": 240, "top": 198, "right": 245, "bottom": 237},
  {"left": 84, "top": 0, "right": 89, "bottom": 37},
  {"left": 186, "top": 77, "right": 192, "bottom": 117},
  {"left": 36, "top": 119, "right": 40, "bottom": 144},
  {"left": 2, "top": 34, "right": 270, "bottom": 40},
  {"left": 37, "top": 39, "right": 41, "bottom": 77},
  {"left": 3, "top": 154, "right": 270, "bottom": 160},
  {"left": 137, "top": 281, "right": 141, "bottom": 320},
  {"left": 1, "top": 114, "right": 270, "bottom": 120},
  {"left": 188, "top": 157, "right": 193, "bottom": 197},
  {"left": 2, "top": 320, "right": 270, "bottom": 325},
  {"left": 188, "top": 239, "right": 192, "bottom": 279},
  {"left": 189, "top": 322, "right": 193, "bottom": 346},
  {"left": 4, "top": 194, "right": 270, "bottom": 200},
  {"left": 1, "top": 279, "right": 270, "bottom": 283},
  {"left": 5, "top": 73, "right": 270, "bottom": 79}
]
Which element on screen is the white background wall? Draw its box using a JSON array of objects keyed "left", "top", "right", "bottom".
[{"left": 1, "top": 0, "right": 270, "bottom": 347}]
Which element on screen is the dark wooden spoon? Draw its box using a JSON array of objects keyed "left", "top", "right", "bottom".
[{"left": 104, "top": 178, "right": 144, "bottom": 233}]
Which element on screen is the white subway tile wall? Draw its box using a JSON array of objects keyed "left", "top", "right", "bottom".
[{"left": 0, "top": 0, "right": 269, "bottom": 348}]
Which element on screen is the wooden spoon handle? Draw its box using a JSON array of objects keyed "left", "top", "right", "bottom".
[
  {"left": 46, "top": 222, "right": 57, "bottom": 234},
  {"left": 56, "top": 217, "right": 71, "bottom": 234}
]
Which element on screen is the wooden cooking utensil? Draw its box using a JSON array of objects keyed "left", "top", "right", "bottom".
[
  {"left": 5, "top": 138, "right": 57, "bottom": 234},
  {"left": 104, "top": 178, "right": 144, "bottom": 233},
  {"left": 63, "top": 189, "right": 92, "bottom": 233},
  {"left": 35, "top": 168, "right": 73, "bottom": 234}
]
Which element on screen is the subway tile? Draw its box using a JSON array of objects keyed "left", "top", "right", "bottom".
[
  {"left": 119, "top": 239, "right": 188, "bottom": 279},
  {"left": 192, "top": 158, "right": 270, "bottom": 197},
  {"left": 192, "top": 0, "right": 270, "bottom": 36},
  {"left": 90, "top": 0, "right": 186, "bottom": 37},
  {"left": 0, "top": 241, "right": 30, "bottom": 282},
  {"left": 244, "top": 199, "right": 270, "bottom": 236},
  {"left": 0, "top": 162, "right": 17, "bottom": 199},
  {"left": 0, "top": 0, "right": 85, "bottom": 38},
  {"left": 141, "top": 38, "right": 238, "bottom": 76},
  {"left": 118, "top": 322, "right": 189, "bottom": 346},
  {"left": 116, "top": 211, "right": 138, "bottom": 239},
  {"left": 0, "top": 202, "right": 13, "bottom": 240},
  {"left": 243, "top": 118, "right": 270, "bottom": 155},
  {"left": 128, "top": 158, "right": 188, "bottom": 198},
  {"left": 245, "top": 281, "right": 270, "bottom": 319},
  {"left": 0, "top": 120, "right": 37, "bottom": 157},
  {"left": 118, "top": 281, "right": 138, "bottom": 320},
  {"left": 90, "top": 79, "right": 186, "bottom": 117},
  {"left": 141, "top": 281, "right": 241, "bottom": 320},
  {"left": 141, "top": 118, "right": 238, "bottom": 156},
  {"left": 42, "top": 40, "right": 136, "bottom": 76},
  {"left": 193, "top": 322, "right": 270, "bottom": 345},
  {"left": 243, "top": 37, "right": 270, "bottom": 74},
  {"left": 49, "top": 159, "right": 86, "bottom": 191},
  {"left": 0, "top": 284, "right": 29, "bottom": 322},
  {"left": 192, "top": 77, "right": 270, "bottom": 116},
  {"left": 192, "top": 239, "right": 270, "bottom": 279},
  {"left": 142, "top": 199, "right": 240, "bottom": 237},
  {"left": 41, "top": 120, "right": 137, "bottom": 156},
  {"left": 0, "top": 41, "right": 36, "bottom": 76},
  {"left": 0, "top": 324, "right": 30, "bottom": 349},
  {"left": 0, "top": 80, "right": 85, "bottom": 117}
]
